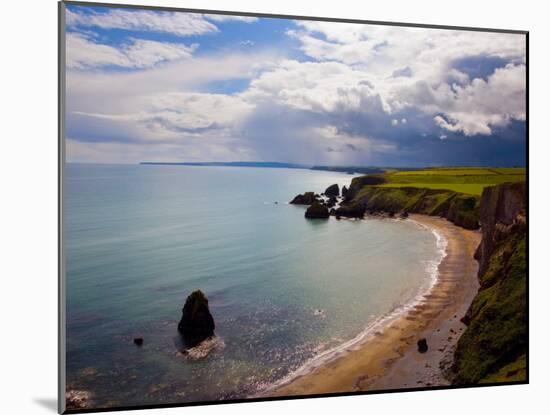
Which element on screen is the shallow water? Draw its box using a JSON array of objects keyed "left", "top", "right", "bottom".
[{"left": 64, "top": 164, "right": 439, "bottom": 408}]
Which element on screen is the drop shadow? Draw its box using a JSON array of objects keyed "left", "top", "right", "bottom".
[{"left": 34, "top": 398, "right": 57, "bottom": 413}]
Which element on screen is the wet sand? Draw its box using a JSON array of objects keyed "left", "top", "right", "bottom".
[{"left": 267, "top": 214, "right": 481, "bottom": 396}]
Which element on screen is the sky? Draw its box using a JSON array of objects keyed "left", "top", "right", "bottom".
[{"left": 64, "top": 4, "right": 527, "bottom": 167}]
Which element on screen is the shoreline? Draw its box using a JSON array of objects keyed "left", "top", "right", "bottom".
[{"left": 263, "top": 214, "right": 481, "bottom": 396}]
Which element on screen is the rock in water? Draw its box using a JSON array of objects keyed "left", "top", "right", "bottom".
[
  {"left": 342, "top": 185, "right": 348, "bottom": 198},
  {"left": 324, "top": 184, "right": 340, "bottom": 197},
  {"left": 334, "top": 204, "right": 366, "bottom": 219},
  {"left": 289, "top": 192, "right": 317, "bottom": 205},
  {"left": 417, "top": 338, "right": 428, "bottom": 353},
  {"left": 305, "top": 202, "right": 330, "bottom": 219},
  {"left": 133, "top": 337, "right": 144, "bottom": 346},
  {"left": 178, "top": 290, "right": 215, "bottom": 347}
]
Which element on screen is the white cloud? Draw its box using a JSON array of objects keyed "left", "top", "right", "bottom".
[
  {"left": 74, "top": 92, "right": 254, "bottom": 137},
  {"left": 431, "top": 64, "right": 526, "bottom": 135},
  {"left": 66, "top": 8, "right": 218, "bottom": 36},
  {"left": 286, "top": 21, "right": 526, "bottom": 136},
  {"left": 204, "top": 14, "right": 258, "bottom": 23},
  {"left": 241, "top": 59, "right": 382, "bottom": 113},
  {"left": 66, "top": 33, "right": 196, "bottom": 69}
]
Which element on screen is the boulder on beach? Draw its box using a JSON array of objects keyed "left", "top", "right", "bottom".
[
  {"left": 290, "top": 192, "right": 317, "bottom": 205},
  {"left": 417, "top": 338, "right": 428, "bottom": 353},
  {"left": 400, "top": 210, "right": 409, "bottom": 219},
  {"left": 178, "top": 290, "right": 215, "bottom": 347},
  {"left": 324, "top": 184, "right": 340, "bottom": 197},
  {"left": 133, "top": 337, "right": 144, "bottom": 347},
  {"left": 305, "top": 202, "right": 330, "bottom": 219}
]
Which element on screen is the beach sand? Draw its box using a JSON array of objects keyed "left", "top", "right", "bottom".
[{"left": 266, "top": 214, "right": 481, "bottom": 396}]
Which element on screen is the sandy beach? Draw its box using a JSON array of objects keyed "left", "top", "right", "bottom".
[{"left": 266, "top": 214, "right": 481, "bottom": 396}]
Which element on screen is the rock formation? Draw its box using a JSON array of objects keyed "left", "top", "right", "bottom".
[
  {"left": 290, "top": 192, "right": 317, "bottom": 205},
  {"left": 178, "top": 290, "right": 215, "bottom": 347},
  {"left": 305, "top": 202, "right": 330, "bottom": 219},
  {"left": 334, "top": 203, "right": 366, "bottom": 219},
  {"left": 324, "top": 184, "right": 340, "bottom": 197},
  {"left": 417, "top": 338, "right": 428, "bottom": 353}
]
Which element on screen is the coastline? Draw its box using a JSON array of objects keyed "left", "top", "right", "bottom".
[{"left": 263, "top": 214, "right": 481, "bottom": 396}]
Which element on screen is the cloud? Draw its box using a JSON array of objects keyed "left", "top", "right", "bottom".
[
  {"left": 64, "top": 8, "right": 527, "bottom": 166},
  {"left": 392, "top": 66, "right": 413, "bottom": 78},
  {"left": 67, "top": 7, "right": 218, "bottom": 36},
  {"left": 430, "top": 63, "right": 526, "bottom": 135},
  {"left": 73, "top": 92, "right": 254, "bottom": 139},
  {"left": 242, "top": 59, "right": 383, "bottom": 113},
  {"left": 66, "top": 33, "right": 196, "bottom": 69},
  {"left": 204, "top": 14, "right": 258, "bottom": 23},
  {"left": 285, "top": 22, "right": 526, "bottom": 137}
]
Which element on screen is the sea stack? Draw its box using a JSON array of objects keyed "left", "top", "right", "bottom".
[
  {"left": 305, "top": 202, "right": 330, "bottom": 219},
  {"left": 178, "top": 290, "right": 215, "bottom": 347},
  {"left": 290, "top": 192, "right": 317, "bottom": 205},
  {"left": 324, "top": 184, "right": 340, "bottom": 198}
]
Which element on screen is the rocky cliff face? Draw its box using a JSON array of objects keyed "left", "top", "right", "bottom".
[
  {"left": 474, "top": 182, "right": 527, "bottom": 277},
  {"left": 343, "top": 186, "right": 480, "bottom": 229},
  {"left": 453, "top": 181, "right": 527, "bottom": 384}
]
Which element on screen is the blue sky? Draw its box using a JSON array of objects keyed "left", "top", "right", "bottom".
[{"left": 65, "top": 4, "right": 527, "bottom": 166}]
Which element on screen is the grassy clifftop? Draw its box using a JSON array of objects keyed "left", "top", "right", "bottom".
[
  {"left": 376, "top": 167, "right": 526, "bottom": 195},
  {"left": 339, "top": 167, "right": 526, "bottom": 230}
]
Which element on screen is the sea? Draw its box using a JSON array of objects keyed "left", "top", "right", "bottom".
[{"left": 64, "top": 163, "right": 444, "bottom": 408}]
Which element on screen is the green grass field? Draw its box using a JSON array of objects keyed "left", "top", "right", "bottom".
[{"left": 377, "top": 167, "right": 526, "bottom": 195}]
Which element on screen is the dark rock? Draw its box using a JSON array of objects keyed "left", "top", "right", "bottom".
[
  {"left": 342, "top": 186, "right": 348, "bottom": 198},
  {"left": 324, "top": 184, "right": 340, "bottom": 197},
  {"left": 133, "top": 337, "right": 144, "bottom": 347},
  {"left": 417, "top": 338, "right": 428, "bottom": 353},
  {"left": 400, "top": 210, "right": 409, "bottom": 219},
  {"left": 289, "top": 192, "right": 317, "bottom": 205},
  {"left": 305, "top": 202, "right": 330, "bottom": 219},
  {"left": 388, "top": 211, "right": 395, "bottom": 218},
  {"left": 334, "top": 203, "right": 366, "bottom": 219},
  {"left": 326, "top": 196, "right": 337, "bottom": 208},
  {"left": 178, "top": 290, "right": 215, "bottom": 347},
  {"left": 329, "top": 208, "right": 336, "bottom": 216}
]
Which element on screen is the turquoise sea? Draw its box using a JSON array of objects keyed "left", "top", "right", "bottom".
[{"left": 65, "top": 164, "right": 441, "bottom": 408}]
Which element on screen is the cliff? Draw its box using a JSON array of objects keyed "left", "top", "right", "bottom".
[
  {"left": 452, "top": 181, "right": 527, "bottom": 384},
  {"left": 341, "top": 183, "right": 480, "bottom": 230}
]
